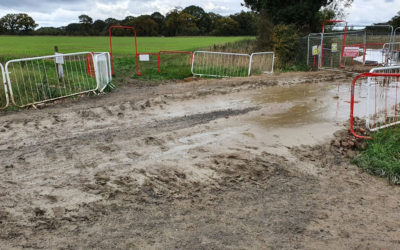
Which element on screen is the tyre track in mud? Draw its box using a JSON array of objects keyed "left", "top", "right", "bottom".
[{"left": 2, "top": 71, "right": 400, "bottom": 249}]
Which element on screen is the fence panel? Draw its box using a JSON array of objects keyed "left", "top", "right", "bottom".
[
  {"left": 350, "top": 67, "right": 400, "bottom": 138},
  {"left": 159, "top": 51, "right": 193, "bottom": 78},
  {"left": 383, "top": 42, "right": 400, "bottom": 66},
  {"left": 0, "top": 63, "right": 9, "bottom": 109},
  {"left": 5, "top": 52, "right": 99, "bottom": 107},
  {"left": 93, "top": 52, "right": 112, "bottom": 92},
  {"left": 191, "top": 51, "right": 251, "bottom": 78},
  {"left": 136, "top": 53, "right": 160, "bottom": 76},
  {"left": 249, "top": 52, "right": 274, "bottom": 75}
]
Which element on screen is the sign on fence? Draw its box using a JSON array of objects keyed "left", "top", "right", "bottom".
[
  {"left": 139, "top": 54, "right": 150, "bottom": 61},
  {"left": 343, "top": 47, "right": 360, "bottom": 57},
  {"left": 331, "top": 43, "right": 338, "bottom": 52},
  {"left": 312, "top": 45, "right": 319, "bottom": 56}
]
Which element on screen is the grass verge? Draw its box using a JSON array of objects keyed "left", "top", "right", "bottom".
[{"left": 352, "top": 128, "right": 400, "bottom": 184}]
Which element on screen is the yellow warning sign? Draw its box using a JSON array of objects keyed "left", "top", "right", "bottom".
[
  {"left": 331, "top": 43, "right": 338, "bottom": 52},
  {"left": 312, "top": 45, "right": 319, "bottom": 56}
]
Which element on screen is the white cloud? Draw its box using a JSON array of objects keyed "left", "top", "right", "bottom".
[
  {"left": 0, "top": 0, "right": 247, "bottom": 27},
  {"left": 345, "top": 0, "right": 400, "bottom": 25}
]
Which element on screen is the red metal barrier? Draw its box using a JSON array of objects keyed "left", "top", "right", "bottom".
[
  {"left": 109, "top": 26, "right": 140, "bottom": 76},
  {"left": 349, "top": 43, "right": 385, "bottom": 65},
  {"left": 86, "top": 52, "right": 95, "bottom": 77},
  {"left": 350, "top": 72, "right": 400, "bottom": 139},
  {"left": 137, "top": 52, "right": 161, "bottom": 73}
]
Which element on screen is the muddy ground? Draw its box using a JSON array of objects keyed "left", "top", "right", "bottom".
[{"left": 1, "top": 71, "right": 400, "bottom": 249}]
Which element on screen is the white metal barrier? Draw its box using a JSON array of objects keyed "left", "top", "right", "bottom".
[
  {"left": 191, "top": 51, "right": 251, "bottom": 78},
  {"left": 249, "top": 52, "right": 275, "bottom": 75},
  {"left": 191, "top": 51, "right": 274, "bottom": 78},
  {"left": 93, "top": 52, "right": 112, "bottom": 92},
  {"left": 366, "top": 66, "right": 400, "bottom": 131},
  {"left": 383, "top": 42, "right": 400, "bottom": 66},
  {"left": 0, "top": 63, "right": 9, "bottom": 109},
  {"left": 5, "top": 52, "right": 112, "bottom": 108}
]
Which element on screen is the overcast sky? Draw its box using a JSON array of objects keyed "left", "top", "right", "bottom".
[{"left": 0, "top": 0, "right": 399, "bottom": 27}]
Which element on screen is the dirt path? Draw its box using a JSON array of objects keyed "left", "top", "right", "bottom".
[{"left": 1, "top": 71, "right": 400, "bottom": 249}]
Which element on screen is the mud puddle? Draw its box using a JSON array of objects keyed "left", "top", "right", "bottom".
[{"left": 251, "top": 82, "right": 369, "bottom": 128}]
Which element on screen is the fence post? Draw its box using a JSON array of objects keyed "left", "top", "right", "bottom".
[{"left": 54, "top": 46, "right": 64, "bottom": 82}]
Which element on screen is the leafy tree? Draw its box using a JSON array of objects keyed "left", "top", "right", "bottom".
[
  {"left": 79, "top": 14, "right": 93, "bottom": 25},
  {"left": 257, "top": 10, "right": 273, "bottom": 49},
  {"left": 16, "top": 13, "right": 38, "bottom": 33},
  {"left": 208, "top": 12, "right": 223, "bottom": 32},
  {"left": 105, "top": 18, "right": 120, "bottom": 27},
  {"left": 122, "top": 16, "right": 135, "bottom": 26},
  {"left": 0, "top": 13, "right": 38, "bottom": 34},
  {"left": 164, "top": 9, "right": 199, "bottom": 36},
  {"left": 243, "top": 0, "right": 353, "bottom": 32},
  {"left": 65, "top": 23, "right": 83, "bottom": 35},
  {"left": 150, "top": 12, "right": 165, "bottom": 30},
  {"left": 182, "top": 5, "right": 211, "bottom": 34},
  {"left": 389, "top": 11, "right": 400, "bottom": 28},
  {"left": 212, "top": 17, "right": 240, "bottom": 36},
  {"left": 36, "top": 27, "right": 64, "bottom": 35},
  {"left": 230, "top": 11, "right": 258, "bottom": 35},
  {"left": 134, "top": 15, "right": 159, "bottom": 36},
  {"left": 272, "top": 24, "right": 300, "bottom": 65},
  {"left": 93, "top": 19, "right": 106, "bottom": 34},
  {"left": 79, "top": 14, "right": 93, "bottom": 34},
  {"left": 0, "top": 14, "right": 20, "bottom": 33},
  {"left": 164, "top": 9, "right": 180, "bottom": 36}
]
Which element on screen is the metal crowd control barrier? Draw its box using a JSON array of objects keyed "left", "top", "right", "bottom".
[
  {"left": 383, "top": 42, "right": 400, "bottom": 66},
  {"left": 191, "top": 51, "right": 251, "bottom": 78},
  {"left": 350, "top": 66, "right": 400, "bottom": 139},
  {"left": 0, "top": 63, "right": 9, "bottom": 109},
  {"left": 93, "top": 52, "right": 112, "bottom": 92},
  {"left": 5, "top": 52, "right": 111, "bottom": 108},
  {"left": 249, "top": 52, "right": 275, "bottom": 75},
  {"left": 191, "top": 51, "right": 274, "bottom": 78}
]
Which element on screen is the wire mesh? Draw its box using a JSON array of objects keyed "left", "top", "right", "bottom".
[
  {"left": 5, "top": 52, "right": 99, "bottom": 107},
  {"left": 308, "top": 25, "right": 393, "bottom": 70},
  {"left": 191, "top": 51, "right": 251, "bottom": 78},
  {"left": 159, "top": 51, "right": 193, "bottom": 78},
  {"left": 137, "top": 53, "right": 160, "bottom": 75},
  {"left": 249, "top": 52, "right": 274, "bottom": 75},
  {"left": 367, "top": 66, "right": 400, "bottom": 131}
]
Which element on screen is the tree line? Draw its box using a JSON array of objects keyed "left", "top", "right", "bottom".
[{"left": 0, "top": 6, "right": 258, "bottom": 36}]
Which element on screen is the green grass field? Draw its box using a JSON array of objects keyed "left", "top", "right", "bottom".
[{"left": 0, "top": 36, "right": 253, "bottom": 60}]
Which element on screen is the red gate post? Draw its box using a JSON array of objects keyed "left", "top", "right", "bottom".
[{"left": 109, "top": 26, "right": 140, "bottom": 76}]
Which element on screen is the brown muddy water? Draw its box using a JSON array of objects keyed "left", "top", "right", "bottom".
[{"left": 251, "top": 82, "right": 369, "bottom": 128}]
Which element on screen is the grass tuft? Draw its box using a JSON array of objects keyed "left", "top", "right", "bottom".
[{"left": 352, "top": 127, "right": 400, "bottom": 184}]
